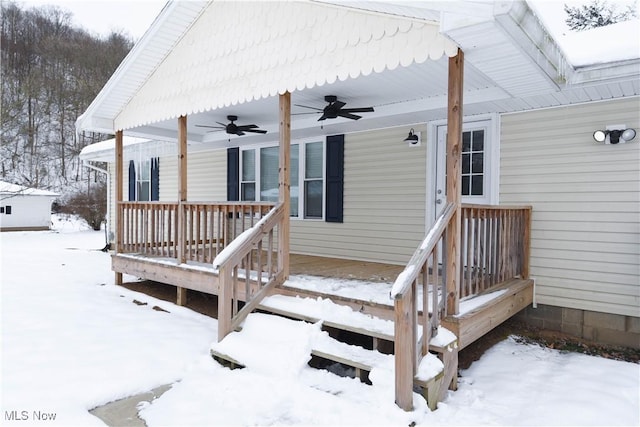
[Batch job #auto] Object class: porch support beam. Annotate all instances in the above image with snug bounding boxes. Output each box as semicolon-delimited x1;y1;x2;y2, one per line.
114;129;123;286
177;115;188;306
278;92;291;279
445;49;464;316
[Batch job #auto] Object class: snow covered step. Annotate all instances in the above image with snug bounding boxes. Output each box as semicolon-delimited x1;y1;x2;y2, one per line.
429;326;459;354
260;294;458;353
258;294;400;343
310;331;394;382
309;326;446;394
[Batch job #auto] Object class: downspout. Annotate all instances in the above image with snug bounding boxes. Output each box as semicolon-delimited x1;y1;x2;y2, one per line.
83;160;111;250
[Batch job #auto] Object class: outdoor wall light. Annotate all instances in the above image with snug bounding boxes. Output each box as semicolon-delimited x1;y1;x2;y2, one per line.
404;128;421;146
593;128;636;144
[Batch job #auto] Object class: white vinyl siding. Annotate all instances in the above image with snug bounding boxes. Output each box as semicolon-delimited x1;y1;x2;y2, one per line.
291;126;427;264
159;149;227;202
500;97;640;317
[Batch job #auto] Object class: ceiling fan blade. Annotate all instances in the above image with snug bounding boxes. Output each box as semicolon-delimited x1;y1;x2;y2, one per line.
294;104;324;111
318;114;329;121
243;129;267;134
338;112;362;120
341;107;374;113
292;111;321;116
235;131;245;136
195;124;225;129
236;124;259;131
332;101;346;110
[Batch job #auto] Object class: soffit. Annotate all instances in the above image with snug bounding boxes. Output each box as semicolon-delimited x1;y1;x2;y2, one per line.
114;0;459;131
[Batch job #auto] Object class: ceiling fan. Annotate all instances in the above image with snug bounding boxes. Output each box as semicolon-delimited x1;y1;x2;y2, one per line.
294;95;374;121
195;115;267;136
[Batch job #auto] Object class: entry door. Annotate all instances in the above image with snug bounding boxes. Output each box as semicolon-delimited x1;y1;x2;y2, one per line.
435;120;494;219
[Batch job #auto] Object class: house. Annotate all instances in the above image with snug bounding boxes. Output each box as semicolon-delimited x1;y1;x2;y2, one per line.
77;0;640;410
0;181;59;231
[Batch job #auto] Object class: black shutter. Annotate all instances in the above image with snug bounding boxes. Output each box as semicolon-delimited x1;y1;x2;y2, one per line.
128;160;136;201
325;134;344;223
227;147;240;201
151;157;160;201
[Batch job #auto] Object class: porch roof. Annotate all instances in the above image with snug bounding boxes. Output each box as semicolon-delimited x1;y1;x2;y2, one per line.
76;0;640;151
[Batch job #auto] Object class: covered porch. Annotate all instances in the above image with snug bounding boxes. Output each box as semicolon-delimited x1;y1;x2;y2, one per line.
75;1;556;411
112;196;532;410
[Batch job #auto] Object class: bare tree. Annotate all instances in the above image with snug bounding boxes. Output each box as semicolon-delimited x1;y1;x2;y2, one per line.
564;0;638;31
1;1;133;195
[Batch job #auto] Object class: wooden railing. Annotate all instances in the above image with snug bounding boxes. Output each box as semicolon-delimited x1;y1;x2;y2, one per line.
391;203;531;410
391;202;455;411
182;202;274;264
117;201;275;263
460;204;531;297
119;202;179;257
215;203;286;342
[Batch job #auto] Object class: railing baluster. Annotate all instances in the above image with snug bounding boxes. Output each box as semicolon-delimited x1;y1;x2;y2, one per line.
432;244;440;330
422;264;429;356
268;229;274;279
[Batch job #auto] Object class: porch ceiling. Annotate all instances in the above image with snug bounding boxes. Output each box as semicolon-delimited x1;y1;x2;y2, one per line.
77;0;640;154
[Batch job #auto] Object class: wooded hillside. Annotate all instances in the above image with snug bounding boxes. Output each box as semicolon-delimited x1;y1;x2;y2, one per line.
1;1;133;196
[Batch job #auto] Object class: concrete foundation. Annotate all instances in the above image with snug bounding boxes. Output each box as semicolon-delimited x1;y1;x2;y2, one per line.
516;304;640;349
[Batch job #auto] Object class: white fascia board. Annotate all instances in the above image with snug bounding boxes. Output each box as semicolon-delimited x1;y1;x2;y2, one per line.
568;59;640;86
78;115;115;135
492;1;566;89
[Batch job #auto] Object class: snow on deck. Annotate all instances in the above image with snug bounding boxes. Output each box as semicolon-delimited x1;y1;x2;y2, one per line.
118;253;509;317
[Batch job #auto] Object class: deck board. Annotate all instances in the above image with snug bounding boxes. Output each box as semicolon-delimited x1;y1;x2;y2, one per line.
289;254;404;282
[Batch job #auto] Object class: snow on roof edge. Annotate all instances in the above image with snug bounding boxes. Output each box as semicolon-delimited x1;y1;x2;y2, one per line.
0;181;60;197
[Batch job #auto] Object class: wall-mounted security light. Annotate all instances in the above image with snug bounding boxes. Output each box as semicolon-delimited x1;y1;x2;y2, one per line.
593;127;636;144
404;128;421;146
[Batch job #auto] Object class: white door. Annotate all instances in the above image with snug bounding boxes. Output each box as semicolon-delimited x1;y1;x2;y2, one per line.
434;119;496;220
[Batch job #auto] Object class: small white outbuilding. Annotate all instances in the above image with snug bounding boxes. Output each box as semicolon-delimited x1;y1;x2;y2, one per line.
0;181;59;231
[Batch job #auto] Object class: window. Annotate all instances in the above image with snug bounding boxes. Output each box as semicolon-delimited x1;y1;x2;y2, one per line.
304;141;323;218
5;205;11;215
240;141;324;219
462;130;485;196
0;206;4;214
137;159;151;201
128;158;159;201
241;150;256;201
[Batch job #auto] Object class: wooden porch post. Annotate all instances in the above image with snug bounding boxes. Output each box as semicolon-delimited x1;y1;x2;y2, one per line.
177;115;188;305
114;130;123;286
445;49;464;316
279;92;291;279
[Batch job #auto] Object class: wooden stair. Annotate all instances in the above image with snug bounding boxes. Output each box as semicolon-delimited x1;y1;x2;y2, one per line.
210;293;458;410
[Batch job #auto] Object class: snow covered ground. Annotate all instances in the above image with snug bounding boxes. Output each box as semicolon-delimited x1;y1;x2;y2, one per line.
1;215;638;426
